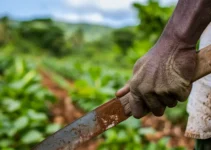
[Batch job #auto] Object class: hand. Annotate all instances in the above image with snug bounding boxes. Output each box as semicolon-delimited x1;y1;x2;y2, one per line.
116;37;196;118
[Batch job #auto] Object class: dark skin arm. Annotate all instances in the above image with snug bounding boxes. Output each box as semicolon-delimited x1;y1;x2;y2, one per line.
116;0;211;118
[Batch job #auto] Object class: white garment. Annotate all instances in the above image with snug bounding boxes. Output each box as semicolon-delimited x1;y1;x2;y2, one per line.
185;23;211;139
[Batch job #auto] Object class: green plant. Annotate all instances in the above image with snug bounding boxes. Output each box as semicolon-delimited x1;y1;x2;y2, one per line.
165;101;188;124
98;117;182;150
70;65;130;111
0;56;61;150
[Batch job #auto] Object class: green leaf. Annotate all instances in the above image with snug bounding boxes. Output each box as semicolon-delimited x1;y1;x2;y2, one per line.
105;129;117;142
7;128;18;137
139;127;156;135
2;148;15;150
14;116;29;131
2;98;21;112
27;109;47;121
0;139;14;148
21;130;43;144
117;130;128;142
25;84;42;94
45;124;61;134
9;80;25;90
22;70;37;85
120;117;140;129
15;57;25;77
146;142;157;150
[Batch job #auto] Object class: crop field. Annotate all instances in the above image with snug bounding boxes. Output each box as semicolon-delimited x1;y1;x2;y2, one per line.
0;1;195;150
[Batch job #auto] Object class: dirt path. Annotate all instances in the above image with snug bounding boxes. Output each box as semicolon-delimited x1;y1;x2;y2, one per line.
141;114;194;149
41;71;100;150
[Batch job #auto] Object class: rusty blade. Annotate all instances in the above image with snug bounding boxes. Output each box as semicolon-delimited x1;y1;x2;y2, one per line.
32;98;129;150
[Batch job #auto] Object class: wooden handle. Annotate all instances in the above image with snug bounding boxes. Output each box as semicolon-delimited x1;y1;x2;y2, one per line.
193;45;211;80
120;44;211;115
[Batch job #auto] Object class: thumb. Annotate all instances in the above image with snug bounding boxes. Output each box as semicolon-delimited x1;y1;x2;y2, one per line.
116;83;130;98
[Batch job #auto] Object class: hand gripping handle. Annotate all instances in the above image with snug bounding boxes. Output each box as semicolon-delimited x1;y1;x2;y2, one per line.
120;45;211;115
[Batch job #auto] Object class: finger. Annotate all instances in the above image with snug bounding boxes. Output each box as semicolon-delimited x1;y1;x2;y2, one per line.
119;93;129;107
116;83;130;97
143;93;166;117
177;85;192;102
169;87;190;102
158;95;178;108
129;93;149;118
119;93;131;115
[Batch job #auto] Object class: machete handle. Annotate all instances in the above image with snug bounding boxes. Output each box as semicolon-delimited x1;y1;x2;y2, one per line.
119;44;211;115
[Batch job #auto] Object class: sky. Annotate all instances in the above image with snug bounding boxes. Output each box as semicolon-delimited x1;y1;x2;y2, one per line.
0;0;177;27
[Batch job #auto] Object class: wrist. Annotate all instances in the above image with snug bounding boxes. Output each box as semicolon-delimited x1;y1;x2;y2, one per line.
154;28;196;55
160;0;211;45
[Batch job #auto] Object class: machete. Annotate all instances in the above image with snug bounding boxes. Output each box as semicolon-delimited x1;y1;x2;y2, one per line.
32;45;211;150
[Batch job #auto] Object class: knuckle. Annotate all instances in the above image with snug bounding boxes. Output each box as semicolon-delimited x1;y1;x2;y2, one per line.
143;91;154;97
154;111;164;117
130;78;139;89
155;88;168;96
168;101;177;108
152;107;165;117
171;90;188;102
133;113;142;119
130;83;142;97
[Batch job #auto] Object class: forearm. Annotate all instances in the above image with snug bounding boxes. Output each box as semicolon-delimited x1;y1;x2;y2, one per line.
163;0;211;45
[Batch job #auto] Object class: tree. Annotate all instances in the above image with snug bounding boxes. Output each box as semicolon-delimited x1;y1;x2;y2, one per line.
133;0;173;44
0;16;9;45
124;0;174;62
19;19;68;56
70;28;84;52
113;28;136;54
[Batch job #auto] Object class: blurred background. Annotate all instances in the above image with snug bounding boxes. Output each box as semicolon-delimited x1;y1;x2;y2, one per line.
0;0;194;149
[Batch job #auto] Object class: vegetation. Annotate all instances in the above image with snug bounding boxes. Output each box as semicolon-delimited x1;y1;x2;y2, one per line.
0;0;192;149
0;56;60;150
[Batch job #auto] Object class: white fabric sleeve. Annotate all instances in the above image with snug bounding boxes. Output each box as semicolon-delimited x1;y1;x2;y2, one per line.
185;23;211;139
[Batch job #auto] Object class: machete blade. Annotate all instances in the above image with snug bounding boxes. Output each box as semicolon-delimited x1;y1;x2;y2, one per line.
32;98;128;150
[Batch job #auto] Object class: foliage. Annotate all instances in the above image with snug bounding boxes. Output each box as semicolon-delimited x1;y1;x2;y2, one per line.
113;28;136;54
57;22;113;42
0;17;114;56
43;55;188;149
121;0;174;62
19;19;69;56
71;66;130;111
98;117;183;150
0;0;191;149
0;17;10;46
43;57;131;111
70;28;85;52
165;101;188;124
98;118;143;150
0;56;61;150
133;0;174;43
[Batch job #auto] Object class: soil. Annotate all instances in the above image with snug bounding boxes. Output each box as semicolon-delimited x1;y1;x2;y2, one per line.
141;114;194;150
40;71;194;150
41;71;101;150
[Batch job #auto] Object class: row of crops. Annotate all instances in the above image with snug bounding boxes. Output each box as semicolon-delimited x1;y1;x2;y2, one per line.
0;55;61;150
43;57;188;150
0;54;188;150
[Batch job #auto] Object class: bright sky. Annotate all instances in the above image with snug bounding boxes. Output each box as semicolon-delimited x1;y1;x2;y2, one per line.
0;0;177;27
